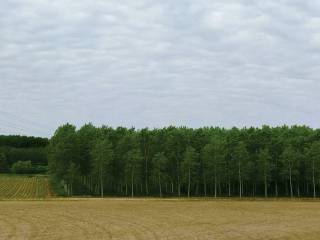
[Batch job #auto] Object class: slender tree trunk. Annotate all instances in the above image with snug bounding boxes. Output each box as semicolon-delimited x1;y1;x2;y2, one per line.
188;167;191;197
100;168;104;197
203;173;207;197
159;173;162;197
214;169;217;198
131;169;134;198
176;156;181;197
289;164;293;198
275;181;278;198
313;159;316;198
145;144;149;195
125;183;128;196
239;160;242;198
252;183;255;197
228;178;231;197
264;174;267;198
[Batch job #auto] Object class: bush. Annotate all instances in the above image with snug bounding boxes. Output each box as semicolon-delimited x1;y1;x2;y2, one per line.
11;161;32;174
0;152;8;173
11;161;48;174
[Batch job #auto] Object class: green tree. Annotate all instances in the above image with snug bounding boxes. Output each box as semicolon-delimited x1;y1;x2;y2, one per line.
66;162;80;196
202;138;225;197
232;141;249;198
307;141;320;198
11;160;33;174
152;152;168;197
281;145;299;198
0;152;7;173
182;146;199;197
257;148;272;197
125;148;142;197
91;139;114;197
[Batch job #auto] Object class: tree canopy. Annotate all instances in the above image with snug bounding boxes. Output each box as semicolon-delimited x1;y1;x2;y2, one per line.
45;124;320;198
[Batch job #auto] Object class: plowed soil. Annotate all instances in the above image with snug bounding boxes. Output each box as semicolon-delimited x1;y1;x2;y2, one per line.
1;199;320;239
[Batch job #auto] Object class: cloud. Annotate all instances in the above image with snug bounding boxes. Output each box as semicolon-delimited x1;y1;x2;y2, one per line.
0;0;319;136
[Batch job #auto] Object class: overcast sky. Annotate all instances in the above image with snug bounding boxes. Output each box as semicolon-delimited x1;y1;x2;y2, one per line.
0;0;319;137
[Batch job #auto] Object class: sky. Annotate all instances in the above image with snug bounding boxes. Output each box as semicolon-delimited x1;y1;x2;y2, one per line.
0;0;320;137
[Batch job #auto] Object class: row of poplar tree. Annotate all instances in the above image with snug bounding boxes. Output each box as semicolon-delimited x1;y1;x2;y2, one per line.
48;124;320;198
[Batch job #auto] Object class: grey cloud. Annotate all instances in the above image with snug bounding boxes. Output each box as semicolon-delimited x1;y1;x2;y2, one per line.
0;0;319;136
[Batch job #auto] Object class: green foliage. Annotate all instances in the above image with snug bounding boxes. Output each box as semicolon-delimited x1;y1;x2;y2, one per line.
257;148;273;182
47;124;320;198
0;152;8;173
91;138;114;196
0;135;48;148
11;160;48;174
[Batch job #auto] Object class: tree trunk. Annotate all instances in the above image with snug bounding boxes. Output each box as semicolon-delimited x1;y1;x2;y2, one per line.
252;183;255;197
214;169;217;198
176;155;181;197
239;160;242;198
188;167;191;197
264;174;267;198
203;173;207;197
131;169;134;198
159;173;162;197
100;168;104;197
125;183;128;196
275;181;278;198
145;144;149;195
289;164;293;198
313;159;316;198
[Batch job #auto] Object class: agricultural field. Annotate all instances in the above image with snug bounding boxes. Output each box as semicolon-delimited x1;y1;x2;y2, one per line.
0;174;54;199
1;199;320;239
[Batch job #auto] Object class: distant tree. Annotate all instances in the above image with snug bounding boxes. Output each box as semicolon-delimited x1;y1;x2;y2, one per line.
77;123;99;176
11;160;33;174
306;141;320;198
281;145;299;198
182;146;198;197
152;152;167;197
66;162;80;196
0;152;7;173
48;124;78;178
91;139;114;197
125;148;142;197
139;128;151;195
232;142;249;198
202;138;225;197
257;148;272;197
46;123;320;198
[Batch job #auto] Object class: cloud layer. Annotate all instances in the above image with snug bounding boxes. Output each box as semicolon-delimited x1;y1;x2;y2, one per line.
0;0;319;136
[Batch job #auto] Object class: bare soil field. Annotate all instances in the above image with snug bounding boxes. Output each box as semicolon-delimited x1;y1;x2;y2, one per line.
0;199;320;240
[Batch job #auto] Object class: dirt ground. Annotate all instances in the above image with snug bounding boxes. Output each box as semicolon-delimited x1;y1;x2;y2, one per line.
0;198;320;240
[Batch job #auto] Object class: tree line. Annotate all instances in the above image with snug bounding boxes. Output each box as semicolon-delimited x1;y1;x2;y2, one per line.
0;135;48;173
0;135;48;148
48;124;320;198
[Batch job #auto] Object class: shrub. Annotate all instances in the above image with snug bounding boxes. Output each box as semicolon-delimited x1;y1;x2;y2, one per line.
11;161;48;174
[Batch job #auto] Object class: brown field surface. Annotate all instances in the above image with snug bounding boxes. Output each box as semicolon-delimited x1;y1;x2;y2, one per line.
1;199;320;240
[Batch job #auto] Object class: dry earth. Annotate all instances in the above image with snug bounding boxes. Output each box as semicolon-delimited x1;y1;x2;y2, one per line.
0;199;320;240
